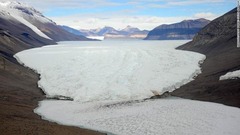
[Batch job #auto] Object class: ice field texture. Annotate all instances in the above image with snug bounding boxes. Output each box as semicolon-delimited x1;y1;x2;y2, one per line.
15;40;240;135
35;98;240;135
15;40;205;102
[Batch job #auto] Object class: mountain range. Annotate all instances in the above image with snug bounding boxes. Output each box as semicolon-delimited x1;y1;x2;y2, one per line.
145;18;210;40
61;18;210;40
61;25;149;39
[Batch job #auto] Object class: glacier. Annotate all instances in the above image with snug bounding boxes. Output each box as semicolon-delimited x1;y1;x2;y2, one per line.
15;40;205;102
15;40;240;135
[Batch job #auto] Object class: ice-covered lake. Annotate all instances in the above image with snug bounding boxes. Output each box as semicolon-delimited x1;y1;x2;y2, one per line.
15;39;240;135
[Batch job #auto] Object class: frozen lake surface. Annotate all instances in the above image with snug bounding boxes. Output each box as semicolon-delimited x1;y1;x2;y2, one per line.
36;98;240;135
14;40;240;135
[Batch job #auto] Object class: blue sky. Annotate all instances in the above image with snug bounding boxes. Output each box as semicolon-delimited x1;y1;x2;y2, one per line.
18;0;236;30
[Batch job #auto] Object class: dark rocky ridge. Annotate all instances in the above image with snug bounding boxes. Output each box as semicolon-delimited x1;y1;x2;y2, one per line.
172;8;240;107
60;25;87;37
30;20;89;41
145;18;210;40
0;17;55;56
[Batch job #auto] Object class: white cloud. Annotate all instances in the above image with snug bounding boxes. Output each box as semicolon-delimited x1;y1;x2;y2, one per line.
52;14;193;30
14;0;230;10
2;0;229;30
193;12;219;20
168;0;225;6
51;10;222;30
17;0;123;10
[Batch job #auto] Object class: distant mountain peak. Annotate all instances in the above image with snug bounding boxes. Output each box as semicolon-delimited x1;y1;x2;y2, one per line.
196;18;210;22
122;25;140;33
75;26;149;39
156;18;210;29
145;18;210;40
102;26;114;29
181;18;210;23
125;25;134;29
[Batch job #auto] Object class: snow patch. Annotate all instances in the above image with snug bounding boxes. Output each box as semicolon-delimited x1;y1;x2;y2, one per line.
15;41;205;102
35;98;240;135
220;70;240;80
10;12;52;40
0;1;10;7
87;36;105;40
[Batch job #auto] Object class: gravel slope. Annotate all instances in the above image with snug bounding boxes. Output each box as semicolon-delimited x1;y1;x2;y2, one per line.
172;8;240;107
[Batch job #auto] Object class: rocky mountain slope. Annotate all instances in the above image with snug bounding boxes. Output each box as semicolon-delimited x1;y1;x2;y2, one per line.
145;18;210;40
172;8;240;107
60;25;87;37
0;1;91;62
104;25;149;39
62;25;149;39
0;1;88;44
0;1;102;134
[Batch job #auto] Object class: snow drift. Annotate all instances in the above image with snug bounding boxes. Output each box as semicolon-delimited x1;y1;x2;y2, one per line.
220;70;240;80
14;40;205;102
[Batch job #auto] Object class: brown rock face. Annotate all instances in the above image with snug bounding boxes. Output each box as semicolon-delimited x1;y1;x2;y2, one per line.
144;18;210;40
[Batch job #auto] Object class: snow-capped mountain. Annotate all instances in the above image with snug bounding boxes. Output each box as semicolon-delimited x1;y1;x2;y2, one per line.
121;25;141;34
0;1;88;42
0;0;92;68
75;26;149;39
106;26;149;39
97;26;119;36
0;1;52;40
